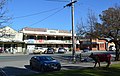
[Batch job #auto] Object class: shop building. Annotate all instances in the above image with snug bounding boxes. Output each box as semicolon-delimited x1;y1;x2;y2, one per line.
79;38;116;51
0;26;25;53
20;27;80;53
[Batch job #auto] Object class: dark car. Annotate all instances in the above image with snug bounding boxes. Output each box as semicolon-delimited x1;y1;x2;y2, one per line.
0;49;3;53
46;48;55;54
30;56;61;72
83;48;90;53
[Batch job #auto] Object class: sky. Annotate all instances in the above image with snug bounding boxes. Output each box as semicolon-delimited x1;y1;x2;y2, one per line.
6;0;120;31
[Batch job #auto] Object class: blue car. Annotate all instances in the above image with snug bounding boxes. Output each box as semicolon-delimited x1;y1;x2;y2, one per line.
46;48;55;54
30;56;61;72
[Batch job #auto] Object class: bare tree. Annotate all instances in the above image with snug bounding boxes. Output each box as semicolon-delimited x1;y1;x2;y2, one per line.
76;18;86;39
86;9;98;38
0;0;10;26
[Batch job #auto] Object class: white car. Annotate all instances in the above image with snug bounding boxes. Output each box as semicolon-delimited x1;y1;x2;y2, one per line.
33;47;46;54
58;48;67;53
109;46;116;51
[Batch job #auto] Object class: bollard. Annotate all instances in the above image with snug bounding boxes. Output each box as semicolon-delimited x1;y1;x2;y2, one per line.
79;53;82;62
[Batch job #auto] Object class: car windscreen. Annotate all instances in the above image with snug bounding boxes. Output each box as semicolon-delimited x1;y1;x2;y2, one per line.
39;56;54;61
59;48;63;50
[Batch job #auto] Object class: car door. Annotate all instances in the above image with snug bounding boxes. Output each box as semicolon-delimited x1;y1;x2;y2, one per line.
33;58;41;69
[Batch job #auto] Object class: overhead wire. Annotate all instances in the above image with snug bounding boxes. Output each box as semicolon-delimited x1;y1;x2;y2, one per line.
45;0;69;2
13;7;61;19
29;7;65;26
29;0;78;26
12;0;70;27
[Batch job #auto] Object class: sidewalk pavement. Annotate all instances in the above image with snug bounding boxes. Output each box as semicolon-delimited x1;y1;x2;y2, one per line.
61;60;120;70
0;50;113;56
0;53;27;56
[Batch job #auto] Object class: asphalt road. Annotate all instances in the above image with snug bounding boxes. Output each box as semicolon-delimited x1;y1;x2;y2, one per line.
0;53;76;76
0;51;116;76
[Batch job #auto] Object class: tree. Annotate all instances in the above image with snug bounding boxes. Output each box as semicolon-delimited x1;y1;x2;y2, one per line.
76;10;98;39
87;10;97;34
0;0;10;26
76;18;86;39
76;10;98;51
99;5;120;61
76;5;120;61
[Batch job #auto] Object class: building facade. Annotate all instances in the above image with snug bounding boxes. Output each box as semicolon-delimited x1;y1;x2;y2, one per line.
0;26;25;53
0;26;115;54
80;38;116;51
91;39;106;51
20;27;80;53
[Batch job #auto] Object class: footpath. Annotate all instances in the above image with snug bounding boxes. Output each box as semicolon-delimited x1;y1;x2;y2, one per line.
0;52;27;56
61;59;120;70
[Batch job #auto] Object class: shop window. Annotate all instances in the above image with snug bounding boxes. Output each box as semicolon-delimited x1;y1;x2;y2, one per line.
28;36;35;39
100;44;104;48
92;44;96;48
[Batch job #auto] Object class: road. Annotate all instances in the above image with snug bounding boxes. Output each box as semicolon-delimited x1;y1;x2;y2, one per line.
0;51;116;76
0;55;35;76
0;53;75;76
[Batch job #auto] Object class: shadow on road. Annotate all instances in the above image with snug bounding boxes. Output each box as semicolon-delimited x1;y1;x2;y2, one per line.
0;66;38;76
24;65;41;73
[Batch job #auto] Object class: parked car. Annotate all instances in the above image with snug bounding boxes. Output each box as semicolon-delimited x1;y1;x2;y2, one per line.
33;47;45;54
30;56;61;72
109;46;116;51
58;48;67;53
83;48;90;53
0;48;3;53
46;48;55;54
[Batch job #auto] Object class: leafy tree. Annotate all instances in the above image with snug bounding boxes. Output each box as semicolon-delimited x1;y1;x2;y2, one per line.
99;5;120;61
76;5;120;60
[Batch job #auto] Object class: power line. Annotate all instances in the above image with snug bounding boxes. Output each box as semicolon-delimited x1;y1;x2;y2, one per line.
13;7;60;19
45;0;69;2
30;7;65;26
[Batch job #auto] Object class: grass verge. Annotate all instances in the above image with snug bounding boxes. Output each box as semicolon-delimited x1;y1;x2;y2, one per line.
25;63;120;76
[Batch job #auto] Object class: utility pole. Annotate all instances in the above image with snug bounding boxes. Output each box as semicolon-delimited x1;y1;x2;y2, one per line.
71;0;76;63
65;0;77;63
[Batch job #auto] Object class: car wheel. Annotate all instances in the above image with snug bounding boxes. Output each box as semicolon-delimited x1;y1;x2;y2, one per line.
57;65;61;71
30;62;33;69
40;66;45;72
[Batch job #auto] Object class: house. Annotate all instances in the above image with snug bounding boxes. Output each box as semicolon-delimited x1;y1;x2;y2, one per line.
79;38;116;51
0;26;25;53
